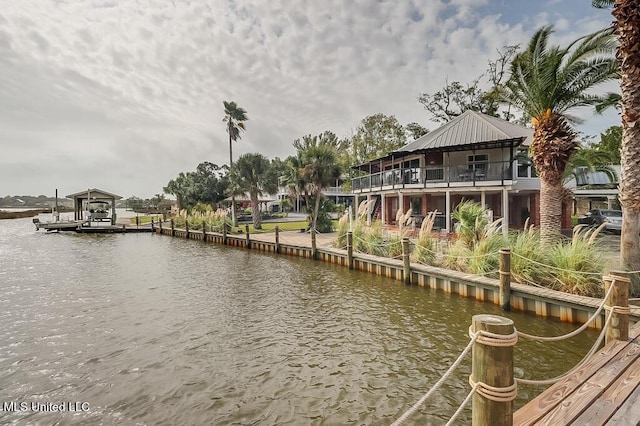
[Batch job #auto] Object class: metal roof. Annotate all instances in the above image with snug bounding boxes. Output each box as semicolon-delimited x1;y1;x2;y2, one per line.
66;188;123;200
395;110;533;154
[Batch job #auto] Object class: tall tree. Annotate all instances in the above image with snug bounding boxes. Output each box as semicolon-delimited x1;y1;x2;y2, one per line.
223;101;248;226
502;26;618;244
349;113;407;165
233;153;277;229
419;46;519;122
164;172;194;211
405;122;429;140
595;125;622;163
300;145;342;232
287;132;342;231
593;0;640;290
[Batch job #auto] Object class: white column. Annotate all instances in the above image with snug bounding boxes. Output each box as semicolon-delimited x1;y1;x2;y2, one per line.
445;190;451;233
381;193;386;224
366;194;372;226
398;190;404;216
502;188;509;237
481;191;486;208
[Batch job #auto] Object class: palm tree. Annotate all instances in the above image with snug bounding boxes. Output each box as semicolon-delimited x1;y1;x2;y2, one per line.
564;144;618;185
301;140;341;230
593;0;640;293
502;26;618;244
232;153;277;230
223;101;248;226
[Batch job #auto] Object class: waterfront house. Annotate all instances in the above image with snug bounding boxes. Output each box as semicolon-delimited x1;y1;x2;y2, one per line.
351;110;539;234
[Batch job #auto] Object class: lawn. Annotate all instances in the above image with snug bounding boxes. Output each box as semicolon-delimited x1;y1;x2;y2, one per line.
231;220;339;233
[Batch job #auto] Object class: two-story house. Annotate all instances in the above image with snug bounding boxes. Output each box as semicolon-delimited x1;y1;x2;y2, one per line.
351;110;540;235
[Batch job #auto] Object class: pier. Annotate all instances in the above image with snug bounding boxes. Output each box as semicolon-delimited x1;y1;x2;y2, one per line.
514;321;640;425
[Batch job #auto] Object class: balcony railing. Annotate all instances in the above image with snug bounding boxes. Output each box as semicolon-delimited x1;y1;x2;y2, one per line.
352;161;517;191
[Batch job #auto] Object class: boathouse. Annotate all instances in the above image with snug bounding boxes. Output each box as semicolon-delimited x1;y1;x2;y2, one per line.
66;188;121;225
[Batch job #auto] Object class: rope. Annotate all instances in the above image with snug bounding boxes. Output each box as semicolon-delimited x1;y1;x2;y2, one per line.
604;305;631;315
414;242;500;259
511;251;604;276
393;327;517;425
469;377;517;402
445;383;477;426
517;306;615;386
518;283;614;342
391;333;478;426
469;327;519;347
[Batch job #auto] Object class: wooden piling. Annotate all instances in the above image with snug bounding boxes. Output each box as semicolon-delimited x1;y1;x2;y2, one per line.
151;218;155;231
347;232;353;270
222;223;228;245
471;314;515;426
159;220;163;233
170;219;175;237
402;237;411;285
185;220;189;238
605;270;630;344
202;222;207;242
275;226;280;253
311;229;317;260
499;249;511;311
245;224;251;249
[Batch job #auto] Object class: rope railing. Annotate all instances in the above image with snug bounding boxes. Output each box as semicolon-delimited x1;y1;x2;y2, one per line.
517;283;615;343
393;326;518;426
391;333;478;426
516;306;616;386
511;251;604;276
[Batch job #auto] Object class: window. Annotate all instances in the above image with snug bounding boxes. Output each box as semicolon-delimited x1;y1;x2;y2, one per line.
410;197;422;215
516;152;535;178
468;154;488;176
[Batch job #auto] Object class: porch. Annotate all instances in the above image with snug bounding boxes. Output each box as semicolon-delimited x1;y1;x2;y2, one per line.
352;160;517;192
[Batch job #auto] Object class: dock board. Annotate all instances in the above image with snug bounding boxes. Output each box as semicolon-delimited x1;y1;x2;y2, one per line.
514;322;640;425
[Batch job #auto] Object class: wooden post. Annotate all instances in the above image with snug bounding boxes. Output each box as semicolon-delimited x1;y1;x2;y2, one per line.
151;218;155;231
499;248;511;311
170;219;175;236
202;221;207;242
311;229;317;260
471;315;515;426
275;226;280;253
159;219;163;233
605;270;630;344
245;224;251;249
185;220;189;238
223;222;228;245
136;215;139;228
402;237;411;285
347;231;353;270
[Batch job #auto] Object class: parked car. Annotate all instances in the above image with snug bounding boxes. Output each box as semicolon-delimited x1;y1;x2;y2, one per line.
577;209;622;233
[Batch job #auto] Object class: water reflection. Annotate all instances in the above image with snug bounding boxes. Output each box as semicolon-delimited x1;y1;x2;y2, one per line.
0;216;597;424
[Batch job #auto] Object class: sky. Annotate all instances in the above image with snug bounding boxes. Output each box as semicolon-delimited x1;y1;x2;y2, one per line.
0;0;620;199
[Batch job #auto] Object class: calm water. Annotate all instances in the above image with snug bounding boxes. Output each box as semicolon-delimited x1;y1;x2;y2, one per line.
0;214;597;425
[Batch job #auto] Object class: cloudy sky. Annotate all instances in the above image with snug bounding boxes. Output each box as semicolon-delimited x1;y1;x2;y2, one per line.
0;0;619;198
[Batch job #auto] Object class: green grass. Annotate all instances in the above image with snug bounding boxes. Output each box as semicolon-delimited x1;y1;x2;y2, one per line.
129;215;162;224
230;220;339;234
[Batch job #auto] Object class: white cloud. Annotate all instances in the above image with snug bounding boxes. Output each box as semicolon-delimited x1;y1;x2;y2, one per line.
0;0;617;197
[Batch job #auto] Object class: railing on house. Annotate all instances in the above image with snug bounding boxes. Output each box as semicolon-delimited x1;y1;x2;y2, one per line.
352;161;517;191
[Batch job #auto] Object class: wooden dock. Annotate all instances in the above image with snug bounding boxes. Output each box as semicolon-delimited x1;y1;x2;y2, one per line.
514;321;640;425
35;221;154;233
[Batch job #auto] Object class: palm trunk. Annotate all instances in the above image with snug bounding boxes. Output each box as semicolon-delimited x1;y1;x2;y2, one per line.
312;190;322;231
539;179;563;245
229;133;237;227
251;192;262;230
614;0;640;296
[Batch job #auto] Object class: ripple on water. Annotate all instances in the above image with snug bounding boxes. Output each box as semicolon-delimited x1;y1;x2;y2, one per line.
0;220;600;424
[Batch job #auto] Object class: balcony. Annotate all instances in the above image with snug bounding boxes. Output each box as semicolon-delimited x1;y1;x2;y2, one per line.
352;161;517;192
